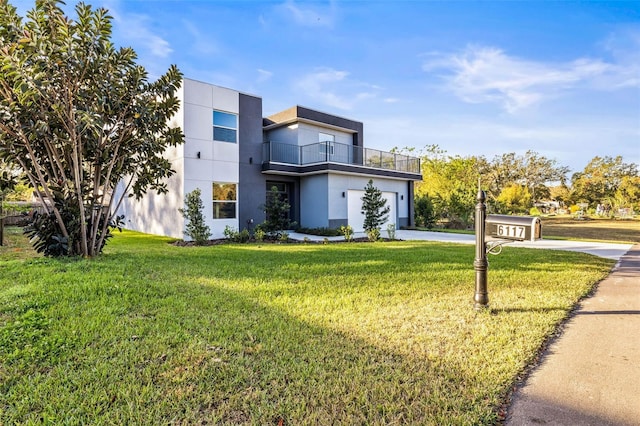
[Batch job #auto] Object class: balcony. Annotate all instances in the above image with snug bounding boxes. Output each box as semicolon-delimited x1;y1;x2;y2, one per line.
262;141;421;177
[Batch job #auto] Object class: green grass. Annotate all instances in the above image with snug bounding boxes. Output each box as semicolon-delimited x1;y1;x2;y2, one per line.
541;216;640;243
0;230;614;424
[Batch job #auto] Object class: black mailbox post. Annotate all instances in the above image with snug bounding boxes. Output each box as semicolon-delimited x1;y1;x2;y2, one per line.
486;214;542;242
474;201;543;309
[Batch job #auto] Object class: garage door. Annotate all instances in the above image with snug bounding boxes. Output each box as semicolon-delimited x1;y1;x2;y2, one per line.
347;190;396;233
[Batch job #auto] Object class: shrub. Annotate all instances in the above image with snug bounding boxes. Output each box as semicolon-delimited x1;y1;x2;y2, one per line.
366;228;380;242
339;225;354;242
254;227;266;242
179;189;211;245
414;195;436;228
223;226;250;243
386;224;396;240
529;207;542;216
296;226;340;236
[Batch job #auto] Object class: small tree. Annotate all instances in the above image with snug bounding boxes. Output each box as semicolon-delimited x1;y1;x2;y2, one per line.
0;1;183;257
260;186;294;237
179;189;211;245
361;180;390;241
414;194;436;228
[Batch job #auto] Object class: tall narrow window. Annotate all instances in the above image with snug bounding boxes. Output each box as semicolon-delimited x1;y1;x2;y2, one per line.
213;182;237;219
213;110;237;143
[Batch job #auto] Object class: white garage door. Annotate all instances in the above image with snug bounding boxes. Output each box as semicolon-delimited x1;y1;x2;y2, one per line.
347;190;396;233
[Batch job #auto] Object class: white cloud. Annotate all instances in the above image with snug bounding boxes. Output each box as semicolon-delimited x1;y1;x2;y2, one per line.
109;7;173;58
423;43;638;114
294;68;379;110
182;20;219;56
279;0;336;28
257;69;273;83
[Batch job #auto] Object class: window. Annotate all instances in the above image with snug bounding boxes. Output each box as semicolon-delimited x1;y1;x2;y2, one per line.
212;182;237;219
319;132;334;155
213;110;237;143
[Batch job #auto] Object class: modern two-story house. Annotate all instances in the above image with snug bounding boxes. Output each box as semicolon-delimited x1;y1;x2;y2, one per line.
116;78;421;239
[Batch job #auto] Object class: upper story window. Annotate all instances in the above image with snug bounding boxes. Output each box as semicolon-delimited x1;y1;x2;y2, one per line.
213;110;237;143
319;132;334;143
319;132;335;155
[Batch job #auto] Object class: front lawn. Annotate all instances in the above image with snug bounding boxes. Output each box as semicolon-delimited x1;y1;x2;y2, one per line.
0;230;613;424
541;216;640;243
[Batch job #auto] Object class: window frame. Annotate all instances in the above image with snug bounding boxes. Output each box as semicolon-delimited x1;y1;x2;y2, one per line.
212;182;237;219
213;110;238;143
318;132;335;155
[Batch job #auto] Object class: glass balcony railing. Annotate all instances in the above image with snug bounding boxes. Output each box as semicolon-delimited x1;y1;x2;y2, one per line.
263;141;421;174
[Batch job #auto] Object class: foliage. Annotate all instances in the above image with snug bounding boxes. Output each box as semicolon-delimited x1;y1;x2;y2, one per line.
0;0;183;257
411;145;487;229
296;226;341;236
386;223;396;240
361;180;390;237
254;227;266;242
223;225;250;243
339;224;354;242
260;186;295;237
179;189;211;245
366;228;380;242
570;156;640;209
414;194;436;228
495;184;532;214
0;230;614;424
485;151;569;204
529;207;542;216
23;199;124;257
278;231;290;243
400;145;570;226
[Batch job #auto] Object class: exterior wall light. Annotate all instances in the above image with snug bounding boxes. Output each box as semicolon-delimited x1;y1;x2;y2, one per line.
197;152;201;159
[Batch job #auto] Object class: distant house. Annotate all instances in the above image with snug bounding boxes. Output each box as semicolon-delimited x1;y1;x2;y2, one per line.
116;78;421;239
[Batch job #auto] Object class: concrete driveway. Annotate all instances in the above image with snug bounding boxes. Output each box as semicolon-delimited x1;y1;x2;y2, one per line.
289;229;634;261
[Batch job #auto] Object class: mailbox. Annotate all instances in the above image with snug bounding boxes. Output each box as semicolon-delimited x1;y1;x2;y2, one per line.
485;214;542;242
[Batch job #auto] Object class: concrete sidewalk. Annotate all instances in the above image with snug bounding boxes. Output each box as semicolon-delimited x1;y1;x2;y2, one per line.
506;245;640;426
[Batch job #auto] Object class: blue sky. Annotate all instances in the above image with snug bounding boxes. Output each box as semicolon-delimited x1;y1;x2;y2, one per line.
13;0;640;174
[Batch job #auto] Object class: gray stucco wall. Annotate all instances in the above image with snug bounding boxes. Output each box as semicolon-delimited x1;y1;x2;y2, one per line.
238;93;267;231
299;175;329;228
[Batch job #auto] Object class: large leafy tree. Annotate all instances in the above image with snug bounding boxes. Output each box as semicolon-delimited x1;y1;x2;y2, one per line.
413;145;490;228
0;1;183;256
571;156;640;209
486;150;569;204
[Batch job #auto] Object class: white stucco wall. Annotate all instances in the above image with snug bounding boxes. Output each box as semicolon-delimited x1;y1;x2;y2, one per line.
117;79;242;240
297;122;352;146
327;174;409;229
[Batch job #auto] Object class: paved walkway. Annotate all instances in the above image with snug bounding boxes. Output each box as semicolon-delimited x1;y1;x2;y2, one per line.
506;244;640;426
